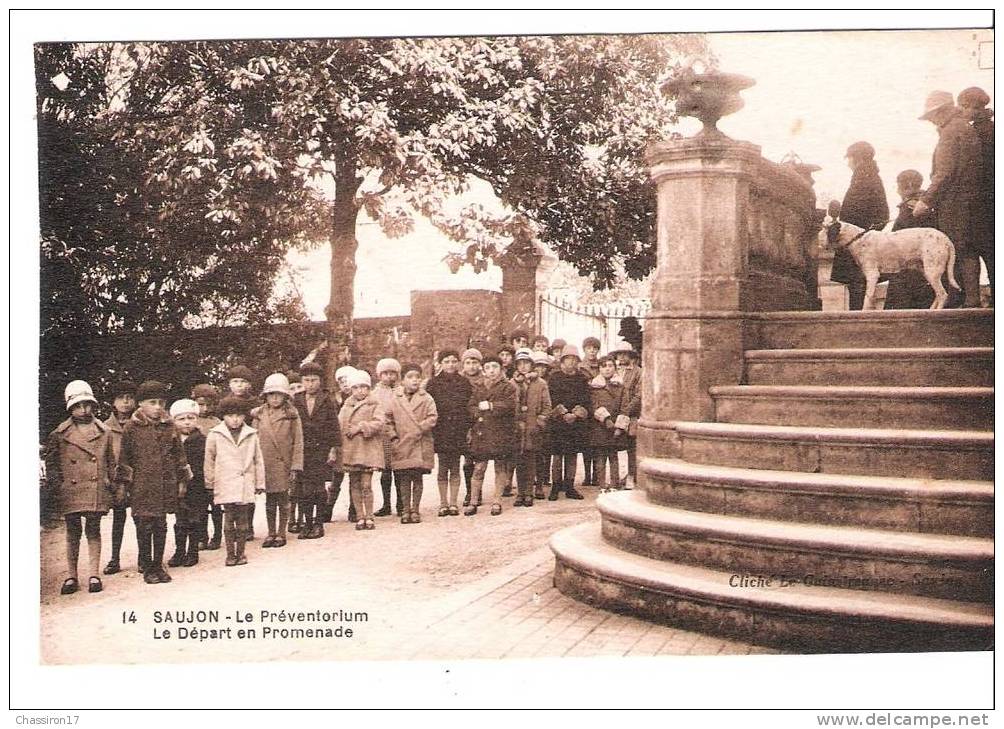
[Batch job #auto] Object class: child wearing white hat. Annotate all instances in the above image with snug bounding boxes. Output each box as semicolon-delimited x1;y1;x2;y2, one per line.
373;358;403;517
167;399;208;567
43;380;116;595
338;369;386;530
252;374;304;546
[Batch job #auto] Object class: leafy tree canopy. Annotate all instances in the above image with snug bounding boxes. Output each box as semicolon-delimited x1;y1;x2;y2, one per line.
36;34;710;345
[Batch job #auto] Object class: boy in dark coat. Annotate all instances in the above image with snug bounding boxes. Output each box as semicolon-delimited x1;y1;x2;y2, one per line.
579;336;602;486
547;345;591;500
425;349;472;516
464;356;518;516
513;348;551;507
613;342;642;488
830;141;890;310
884;170;938;309
191;383;223;550
460;348;484;507
168;399;208;567
292;362;341;538
116;380;190;585
102;379;135;575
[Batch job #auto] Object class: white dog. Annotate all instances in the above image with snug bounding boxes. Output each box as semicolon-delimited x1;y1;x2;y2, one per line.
822;217;959;310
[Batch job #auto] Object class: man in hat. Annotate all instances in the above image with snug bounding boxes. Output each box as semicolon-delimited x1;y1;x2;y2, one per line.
958;86;994;304
830;141;889;310
913;90;982;307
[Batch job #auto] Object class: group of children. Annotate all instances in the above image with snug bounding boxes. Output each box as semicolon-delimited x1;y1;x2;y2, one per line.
43;331;642;594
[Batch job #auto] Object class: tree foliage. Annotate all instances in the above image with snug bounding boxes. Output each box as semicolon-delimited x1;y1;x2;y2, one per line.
36;34;710;348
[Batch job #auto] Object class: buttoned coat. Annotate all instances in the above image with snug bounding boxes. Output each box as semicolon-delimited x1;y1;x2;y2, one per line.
293;390;341;494
425;372;473;454
588;377;627;450
467;376;519;460
386;389;439;472
181;430;210;511
516;375;552;453
45;418;115;516
338;394;386;471
204;422;265;505
547;370;592;454
922;112;981;251
251;402;304;493
103;414;127;466
117;410;189;517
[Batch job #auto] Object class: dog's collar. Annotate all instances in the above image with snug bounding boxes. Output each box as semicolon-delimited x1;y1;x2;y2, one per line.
837;228;872;248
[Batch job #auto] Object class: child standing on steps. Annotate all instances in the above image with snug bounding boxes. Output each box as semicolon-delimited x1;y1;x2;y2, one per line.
102;379;135;576
338;369;386;530
386;363;438;524
167;399;208;568
252;374;304;547
116;381;190;585
205;396;265;566
45;380;116;595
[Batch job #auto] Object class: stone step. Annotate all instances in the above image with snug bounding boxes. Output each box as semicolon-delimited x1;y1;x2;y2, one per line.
710;385;993;431
745;308;993;350
676;421;994;481
744;347;994;387
596;492;993;602
551;523;994;653
641;458;994;537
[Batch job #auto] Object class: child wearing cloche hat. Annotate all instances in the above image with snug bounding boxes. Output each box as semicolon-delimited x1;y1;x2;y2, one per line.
44;380;116;595
251;374;304;547
338;369;386;530
167;399;208;568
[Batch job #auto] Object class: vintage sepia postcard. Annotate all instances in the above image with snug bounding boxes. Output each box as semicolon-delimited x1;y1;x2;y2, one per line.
11;9;995;716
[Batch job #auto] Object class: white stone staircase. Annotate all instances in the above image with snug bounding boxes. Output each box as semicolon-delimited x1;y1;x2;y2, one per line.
551;309;994;653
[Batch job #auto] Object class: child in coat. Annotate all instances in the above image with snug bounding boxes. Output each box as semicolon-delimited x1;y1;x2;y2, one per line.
205;396;265;566
191;383;223;551
252;374;304;547
424;350;472;517
547;345;591;500
373;358;403;517
116;381;190;584
531;351;554;500
513;349;552;507
291;362;341;538
45;380;116;595
386;363;438;523
338;369;386;530
168;399;208;567
102;379;135;576
613;342;642;489
588;356;627;492
465;356;519;516
460;348;484;507
322;365;357;524
226;365;260;539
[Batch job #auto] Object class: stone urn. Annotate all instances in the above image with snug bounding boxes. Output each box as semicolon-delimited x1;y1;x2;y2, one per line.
660;64;755;138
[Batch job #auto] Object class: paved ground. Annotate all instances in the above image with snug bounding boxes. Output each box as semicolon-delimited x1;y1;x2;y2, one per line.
40;466;776;664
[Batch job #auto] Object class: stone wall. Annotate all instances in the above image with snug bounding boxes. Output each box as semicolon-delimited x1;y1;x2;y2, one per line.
409;289;505;359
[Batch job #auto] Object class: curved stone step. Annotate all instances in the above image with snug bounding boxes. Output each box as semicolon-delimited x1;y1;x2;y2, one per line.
596;491;993;602
710;385;993;431
551;523;994;653
675;421;994;481
641;458;994;537
744;347;994;387
745;309;993;350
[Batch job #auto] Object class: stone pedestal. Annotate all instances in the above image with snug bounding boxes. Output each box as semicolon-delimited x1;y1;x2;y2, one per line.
640;136;819;457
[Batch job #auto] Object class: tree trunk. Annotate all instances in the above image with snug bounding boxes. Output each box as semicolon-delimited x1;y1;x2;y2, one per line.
324;156;362;382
